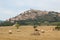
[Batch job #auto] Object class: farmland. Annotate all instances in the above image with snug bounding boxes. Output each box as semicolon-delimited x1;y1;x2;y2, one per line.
0;26;60;40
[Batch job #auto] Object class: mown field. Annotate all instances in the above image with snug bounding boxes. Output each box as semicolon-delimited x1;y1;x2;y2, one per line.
0;26;60;40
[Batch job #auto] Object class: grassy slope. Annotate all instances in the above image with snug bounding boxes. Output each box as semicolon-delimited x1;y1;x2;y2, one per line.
0;26;60;40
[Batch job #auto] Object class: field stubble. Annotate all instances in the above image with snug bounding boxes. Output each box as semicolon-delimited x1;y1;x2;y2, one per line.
0;26;60;40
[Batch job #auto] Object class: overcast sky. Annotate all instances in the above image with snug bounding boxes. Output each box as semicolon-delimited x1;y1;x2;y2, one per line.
0;0;60;20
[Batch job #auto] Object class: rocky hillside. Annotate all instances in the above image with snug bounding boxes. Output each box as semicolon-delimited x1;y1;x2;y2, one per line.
7;9;60;23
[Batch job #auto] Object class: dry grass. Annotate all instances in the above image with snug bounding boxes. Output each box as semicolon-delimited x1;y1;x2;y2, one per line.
0;26;60;40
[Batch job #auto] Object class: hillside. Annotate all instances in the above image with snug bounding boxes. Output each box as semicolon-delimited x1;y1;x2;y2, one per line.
8;9;48;21
6;9;60;25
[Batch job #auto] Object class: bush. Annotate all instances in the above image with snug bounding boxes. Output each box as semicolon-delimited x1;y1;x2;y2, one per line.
0;21;14;26
55;27;60;30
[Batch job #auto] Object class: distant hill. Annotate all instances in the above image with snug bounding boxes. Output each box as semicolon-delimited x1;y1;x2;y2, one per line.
7;9;60;24
0;20;3;22
0;20;4;24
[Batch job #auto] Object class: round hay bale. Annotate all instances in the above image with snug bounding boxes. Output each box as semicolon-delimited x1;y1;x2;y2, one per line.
41;30;45;33
9;30;12;34
53;28;55;31
31;30;40;35
34;31;40;35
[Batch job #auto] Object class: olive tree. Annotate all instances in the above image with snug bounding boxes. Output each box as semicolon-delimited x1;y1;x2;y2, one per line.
55;22;60;30
15;22;20;29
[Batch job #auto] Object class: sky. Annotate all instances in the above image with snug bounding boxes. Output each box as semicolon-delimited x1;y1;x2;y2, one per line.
0;0;60;20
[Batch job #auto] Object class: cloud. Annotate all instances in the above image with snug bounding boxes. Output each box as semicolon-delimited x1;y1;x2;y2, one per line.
12;0;60;12
0;8;15;15
0;0;60;20
0;8;17;20
12;0;60;11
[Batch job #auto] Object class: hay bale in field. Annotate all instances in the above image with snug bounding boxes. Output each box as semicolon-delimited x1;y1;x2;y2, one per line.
53;28;55;31
41;29;45;33
34;31;40;35
31;29;40;35
9;30;12;34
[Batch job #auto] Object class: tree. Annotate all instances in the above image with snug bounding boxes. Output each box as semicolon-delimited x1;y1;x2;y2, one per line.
55;22;60;30
33;25;37;29
15;22;20;29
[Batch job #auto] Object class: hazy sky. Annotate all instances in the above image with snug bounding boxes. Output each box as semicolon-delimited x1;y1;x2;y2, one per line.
0;0;60;20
